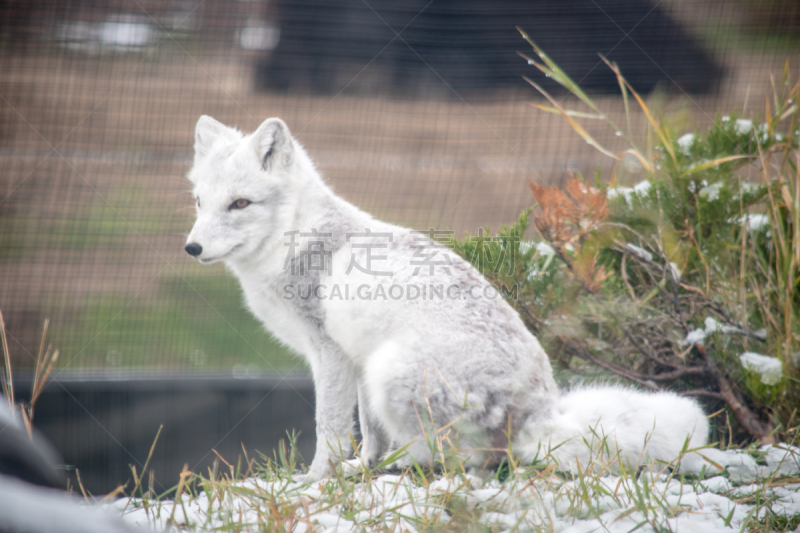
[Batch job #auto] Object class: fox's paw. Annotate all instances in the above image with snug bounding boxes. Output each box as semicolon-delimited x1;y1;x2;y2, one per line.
292;464;329;485
383;455;414;474
290;471;321;485
341;458;368;477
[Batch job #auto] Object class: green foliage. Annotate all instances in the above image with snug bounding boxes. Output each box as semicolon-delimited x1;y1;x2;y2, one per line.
456;38;800;445
451;210;570;334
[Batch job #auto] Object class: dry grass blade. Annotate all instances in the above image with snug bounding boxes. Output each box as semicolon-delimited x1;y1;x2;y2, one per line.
516;29;602;116
612;150;652;183
168;464;192;527
681;155;756;177
136;425;163;499
614;60;632;139
76;469;90;502
213;449;235;478
766;95;772;137
99;485;125;504
779;104;798;122
0;309;14;407
0;312;60;438
794;151;800;267
770;75;778;127
20;407;33;439
21;319;61;426
33;319;48;394
531;104;605;120
524;77;617;160
31;349;59;409
598;54;677;165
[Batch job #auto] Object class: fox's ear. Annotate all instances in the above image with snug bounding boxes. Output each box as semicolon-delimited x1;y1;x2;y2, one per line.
253;118;293;171
194;115;227;159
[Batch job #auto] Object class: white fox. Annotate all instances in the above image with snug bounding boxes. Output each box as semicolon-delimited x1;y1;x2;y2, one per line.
185;116;709;479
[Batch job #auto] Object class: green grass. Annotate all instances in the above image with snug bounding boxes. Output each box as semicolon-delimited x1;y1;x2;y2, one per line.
48;272;300;371
0;183;185;257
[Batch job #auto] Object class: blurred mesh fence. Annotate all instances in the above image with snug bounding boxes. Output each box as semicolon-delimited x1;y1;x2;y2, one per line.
1;0;798;373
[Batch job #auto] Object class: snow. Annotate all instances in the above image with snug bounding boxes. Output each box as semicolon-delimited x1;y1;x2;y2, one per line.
683;316;762;345
739;351;783;385
699;181;723;201
606;186;632;200
763;444;800;477
668;262;681;281
734;119;754;134
721;116;757;135
704;316;723;333
704;316;745;336
633;180;652;195
731;213;770;232
740;182;761;195
536;241;556;257
678;133;695;154
621;243;681;280
606;180;651;202
519;241;556;257
683;328;706;346
625;243;653;261
113;445;800;533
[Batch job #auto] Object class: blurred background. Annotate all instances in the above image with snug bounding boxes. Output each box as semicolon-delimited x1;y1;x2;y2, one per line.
0;0;798;493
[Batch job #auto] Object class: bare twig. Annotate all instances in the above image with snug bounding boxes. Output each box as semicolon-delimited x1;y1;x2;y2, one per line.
620;254;638;302
680;389;724;400
559;337;658;390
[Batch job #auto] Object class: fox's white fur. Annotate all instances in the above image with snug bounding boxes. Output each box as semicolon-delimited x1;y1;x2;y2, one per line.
185;116;709;479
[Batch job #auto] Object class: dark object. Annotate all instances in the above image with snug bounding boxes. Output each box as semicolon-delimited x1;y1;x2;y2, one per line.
14;372;316;495
0;401;65;489
185;243;202;256
0;399;147;530
256;0;722;96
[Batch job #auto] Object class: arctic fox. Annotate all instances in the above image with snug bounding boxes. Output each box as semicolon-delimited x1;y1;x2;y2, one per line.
184;116;708;479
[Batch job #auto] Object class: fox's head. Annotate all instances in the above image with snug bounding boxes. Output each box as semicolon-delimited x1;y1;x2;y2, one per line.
185;116;297;265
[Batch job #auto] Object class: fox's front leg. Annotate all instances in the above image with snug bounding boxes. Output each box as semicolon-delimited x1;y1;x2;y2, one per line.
340;384;391;477
302;345;358;480
357;383;390;465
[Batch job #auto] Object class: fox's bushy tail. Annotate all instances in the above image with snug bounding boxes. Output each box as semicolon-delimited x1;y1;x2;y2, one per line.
515;385;709;472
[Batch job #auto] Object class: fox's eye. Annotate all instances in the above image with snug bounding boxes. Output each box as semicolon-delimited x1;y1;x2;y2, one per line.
196;198;200;208
230;198;251;210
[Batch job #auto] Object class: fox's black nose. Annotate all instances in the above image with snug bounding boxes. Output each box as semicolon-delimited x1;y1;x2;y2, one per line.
185;242;203;257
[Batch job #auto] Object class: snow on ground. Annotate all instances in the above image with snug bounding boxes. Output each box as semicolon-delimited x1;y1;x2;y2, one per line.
115;445;800;533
